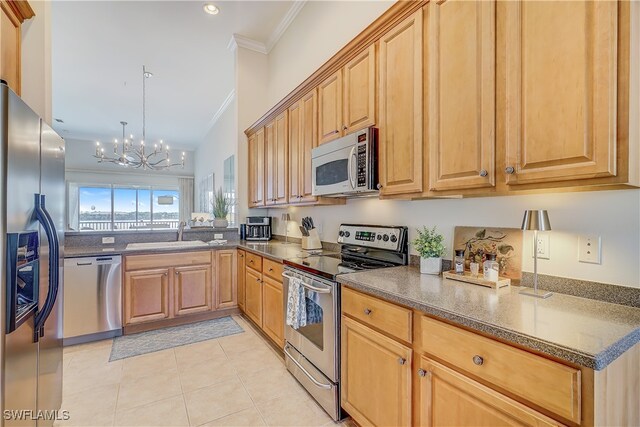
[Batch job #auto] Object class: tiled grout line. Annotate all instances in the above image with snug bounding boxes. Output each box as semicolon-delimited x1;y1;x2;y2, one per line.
172;348;193;427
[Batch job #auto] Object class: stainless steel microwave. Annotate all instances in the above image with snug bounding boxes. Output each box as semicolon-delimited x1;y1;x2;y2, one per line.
311;127;378;197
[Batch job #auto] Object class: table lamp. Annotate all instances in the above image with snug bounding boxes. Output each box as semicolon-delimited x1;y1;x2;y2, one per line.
281;213;291;244
521;210;552;299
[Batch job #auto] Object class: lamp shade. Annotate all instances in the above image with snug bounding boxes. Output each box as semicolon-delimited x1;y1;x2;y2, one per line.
281;213;291;221
521;210;551;231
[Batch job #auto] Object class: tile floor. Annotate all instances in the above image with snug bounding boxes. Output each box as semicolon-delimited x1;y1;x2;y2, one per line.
57;315;351;427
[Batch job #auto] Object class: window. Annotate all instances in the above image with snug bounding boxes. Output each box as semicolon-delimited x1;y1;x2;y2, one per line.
72;185;181;231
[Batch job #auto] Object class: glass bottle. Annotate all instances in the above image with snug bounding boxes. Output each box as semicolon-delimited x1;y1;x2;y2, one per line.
454;249;465;274
483;253;499;282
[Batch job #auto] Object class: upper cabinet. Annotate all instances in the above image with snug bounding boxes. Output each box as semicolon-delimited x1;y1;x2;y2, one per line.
426;0;496;191
0;1;35;96
378;9;424;196
503;0;618;186
343;45;377;134
289;89;319;204
248;129;265;208
318;70;343;145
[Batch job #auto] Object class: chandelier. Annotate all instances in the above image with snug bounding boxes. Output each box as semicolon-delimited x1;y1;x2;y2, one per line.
94;65;185;170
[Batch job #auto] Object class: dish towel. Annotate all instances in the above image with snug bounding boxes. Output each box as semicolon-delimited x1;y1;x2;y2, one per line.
286;276;307;329
305;291;323;325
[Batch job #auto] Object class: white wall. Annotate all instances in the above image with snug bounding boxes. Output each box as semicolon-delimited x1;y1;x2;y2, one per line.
21;0;52;123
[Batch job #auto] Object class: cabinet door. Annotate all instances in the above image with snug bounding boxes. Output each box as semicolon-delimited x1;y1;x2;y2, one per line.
0;2;21;96
288;101;301;202
215;250;237;309
379;9;424;196
341;316;411;427
274;111;289;204
262;276;284;348
427;0;495;191
318;70;343;144
244;267;263;327
300;89;319;202
344;45;376;134
174;265;212;317
504;1;618;185
124;268;171;325
248;129;265;207
264;121;276;205
237;250;246;311
417;356;560;427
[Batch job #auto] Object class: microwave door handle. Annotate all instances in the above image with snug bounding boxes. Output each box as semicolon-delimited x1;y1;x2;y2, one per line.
347;146;356;189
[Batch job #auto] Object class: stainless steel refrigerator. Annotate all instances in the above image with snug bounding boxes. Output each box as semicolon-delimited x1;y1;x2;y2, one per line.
0;82;65;426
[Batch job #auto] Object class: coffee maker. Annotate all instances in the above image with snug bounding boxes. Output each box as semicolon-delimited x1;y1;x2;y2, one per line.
245;217;272;241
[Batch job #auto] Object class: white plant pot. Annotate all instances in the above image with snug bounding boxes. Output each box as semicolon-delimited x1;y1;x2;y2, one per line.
420;257;442;275
213;218;228;228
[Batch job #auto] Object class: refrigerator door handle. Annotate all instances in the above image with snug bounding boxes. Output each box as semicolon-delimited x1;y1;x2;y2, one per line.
34;194;60;340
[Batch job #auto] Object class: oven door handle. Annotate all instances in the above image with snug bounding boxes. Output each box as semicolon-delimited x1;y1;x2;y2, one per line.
282;273;332;294
284;345;333;390
347;145;356;190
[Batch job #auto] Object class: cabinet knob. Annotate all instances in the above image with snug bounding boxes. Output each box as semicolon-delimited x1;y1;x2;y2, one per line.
175;271;178;275
479;169;488;177
163;272;168;276
417;369;428;377
472;355;484;366
343;126;348;131
376;183;383;190
363;308;372;315
397;357;406;365
505;166;515;174
332;130;339;134
268;268;273;272
250;260;254;264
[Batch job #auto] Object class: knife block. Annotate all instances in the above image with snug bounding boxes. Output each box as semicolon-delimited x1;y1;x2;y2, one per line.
302;229;322;251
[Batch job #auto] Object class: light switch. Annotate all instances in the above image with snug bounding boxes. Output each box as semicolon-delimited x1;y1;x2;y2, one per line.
579;235;601;264
102;237;115;244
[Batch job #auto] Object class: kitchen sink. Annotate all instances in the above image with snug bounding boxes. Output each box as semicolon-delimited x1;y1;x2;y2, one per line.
126;240;209;250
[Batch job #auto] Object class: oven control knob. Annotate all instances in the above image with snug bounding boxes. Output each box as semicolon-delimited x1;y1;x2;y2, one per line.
383;234;389;242
338;231;344;237
390;235;397;243
376;235;382;240
344;231;351;238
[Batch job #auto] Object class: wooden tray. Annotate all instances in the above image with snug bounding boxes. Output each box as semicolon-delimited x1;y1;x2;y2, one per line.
443;271;511;289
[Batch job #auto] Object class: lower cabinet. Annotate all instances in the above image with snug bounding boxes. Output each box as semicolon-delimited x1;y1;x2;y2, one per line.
417;356;560;427
174;265;212;316
244;266;263;326
237;250;246;310
215;250;237;309
341;315;412;427
124;268;171;325
262;276;284;347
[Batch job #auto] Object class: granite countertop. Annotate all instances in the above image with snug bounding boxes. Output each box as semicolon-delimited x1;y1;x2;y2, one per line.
64;240;312;262
337;266;640;370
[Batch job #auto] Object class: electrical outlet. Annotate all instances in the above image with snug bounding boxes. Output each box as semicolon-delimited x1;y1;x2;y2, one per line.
579;235;601;264
214;233;223;239
102;237;115;244
532;233;550;260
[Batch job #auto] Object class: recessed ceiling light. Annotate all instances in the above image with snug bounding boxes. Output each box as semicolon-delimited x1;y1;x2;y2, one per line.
203;3;219;15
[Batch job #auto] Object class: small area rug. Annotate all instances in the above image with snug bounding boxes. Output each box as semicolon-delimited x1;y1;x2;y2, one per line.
109;316;243;361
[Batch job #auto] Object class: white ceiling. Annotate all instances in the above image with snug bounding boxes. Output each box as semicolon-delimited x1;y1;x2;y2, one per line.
52;0;294;149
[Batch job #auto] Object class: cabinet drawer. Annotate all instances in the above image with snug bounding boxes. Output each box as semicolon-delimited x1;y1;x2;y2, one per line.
245;252;262;271
419;316;581;424
263;258;283;281
342;287;411;343
125;251;212;271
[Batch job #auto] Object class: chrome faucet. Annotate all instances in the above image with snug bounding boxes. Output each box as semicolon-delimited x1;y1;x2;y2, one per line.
177;221;186;241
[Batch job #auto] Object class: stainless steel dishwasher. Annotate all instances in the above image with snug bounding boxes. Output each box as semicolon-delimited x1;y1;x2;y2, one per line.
63;255;123;345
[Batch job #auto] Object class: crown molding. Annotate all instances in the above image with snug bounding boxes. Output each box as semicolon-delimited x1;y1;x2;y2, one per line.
227;34;267;54
266;0;307;52
202;89;236;140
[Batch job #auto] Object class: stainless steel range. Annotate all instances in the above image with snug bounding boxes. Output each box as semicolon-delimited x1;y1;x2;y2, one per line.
282;224;408;421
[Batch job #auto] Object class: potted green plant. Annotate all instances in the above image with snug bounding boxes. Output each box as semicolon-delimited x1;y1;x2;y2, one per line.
412;226;446;275
211;188;230;228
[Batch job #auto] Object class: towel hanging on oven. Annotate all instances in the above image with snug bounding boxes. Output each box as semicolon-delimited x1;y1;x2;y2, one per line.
286;276;307;329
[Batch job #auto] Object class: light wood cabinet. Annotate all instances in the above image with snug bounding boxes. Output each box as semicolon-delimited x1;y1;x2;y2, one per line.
288;101;302;202
341;315;412;427
244;266;263;327
426;0;496;191
343;45;376;134
503;0;618;186
237;250;246;311
264;121;276;205
215;250;237;309
264;112;288;205
174;265;212;317
262;275;284;348
248;129;265;207
124;268;171;325
318;70;343;145
378;9;424;196
289;89;320;204
417;356;560;427
0;1;34;96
